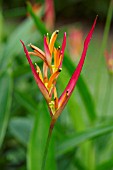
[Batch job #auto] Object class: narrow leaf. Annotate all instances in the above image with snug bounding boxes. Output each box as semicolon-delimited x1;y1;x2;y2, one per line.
9;117;33;146
15;89;38;114
56;122;113;157
0;71;13;148
0;17;40;70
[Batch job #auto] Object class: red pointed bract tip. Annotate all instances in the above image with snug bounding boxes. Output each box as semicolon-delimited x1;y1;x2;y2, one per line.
55;16;97;119
59;32;66;68
20;40;50;102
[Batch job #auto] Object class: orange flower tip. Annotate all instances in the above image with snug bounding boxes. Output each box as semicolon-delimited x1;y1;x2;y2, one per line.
96;14;98;19
35;63;39;72
36;71;39;74
28;43;31;46
58;68;62;72
28;43;34;50
56;30;59;34
66;90;69;96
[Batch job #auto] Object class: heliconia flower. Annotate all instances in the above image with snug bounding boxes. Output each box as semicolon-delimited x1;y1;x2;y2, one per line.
105;46;113;74
68;28;83;61
21;16;97;123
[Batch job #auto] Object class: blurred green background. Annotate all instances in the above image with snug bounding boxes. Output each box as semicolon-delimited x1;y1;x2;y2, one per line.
1;0;113;170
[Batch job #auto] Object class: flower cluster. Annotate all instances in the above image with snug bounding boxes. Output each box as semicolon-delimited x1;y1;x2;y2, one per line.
21;16;97;124
28;30;66;116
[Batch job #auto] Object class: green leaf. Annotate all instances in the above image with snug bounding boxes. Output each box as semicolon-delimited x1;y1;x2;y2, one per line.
0;71;13;148
13;61;42;78
59;68;86;130
0;18;40;70
56;122;113;157
9;117;33;146
97;158;113;170
67;93;86;131
27;102;56;170
13;65;30;78
27;4;96;122
14;89;38;114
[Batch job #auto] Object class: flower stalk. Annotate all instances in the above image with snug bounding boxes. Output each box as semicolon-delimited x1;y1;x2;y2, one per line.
21;16;97;170
41;120;54;170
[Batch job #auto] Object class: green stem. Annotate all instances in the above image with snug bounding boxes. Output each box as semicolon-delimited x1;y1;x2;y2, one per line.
95;0;113;101
41;120;55;170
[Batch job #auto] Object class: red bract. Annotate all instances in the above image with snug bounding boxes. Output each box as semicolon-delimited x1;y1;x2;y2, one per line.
21;16;97;121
